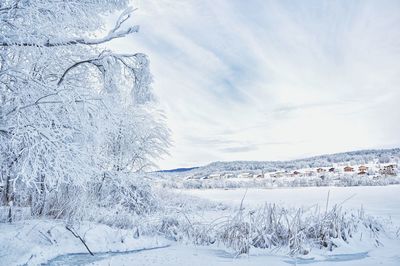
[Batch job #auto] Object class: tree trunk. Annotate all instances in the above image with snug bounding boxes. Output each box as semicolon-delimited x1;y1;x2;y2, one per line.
2;174;13;222
37;174;46;216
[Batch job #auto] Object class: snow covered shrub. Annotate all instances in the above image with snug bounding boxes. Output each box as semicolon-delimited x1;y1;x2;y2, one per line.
93;204;137;229
34;184;86;219
219;211;251;255
94;173;159;216
155;213;216;245
188;223;217;245
159;216;183;241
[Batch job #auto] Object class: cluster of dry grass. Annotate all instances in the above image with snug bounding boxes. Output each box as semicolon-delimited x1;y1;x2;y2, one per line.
156;201;383;257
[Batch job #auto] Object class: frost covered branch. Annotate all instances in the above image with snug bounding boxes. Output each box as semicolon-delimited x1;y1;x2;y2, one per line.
0;26;139;48
57;52;142;86
0;4;139;48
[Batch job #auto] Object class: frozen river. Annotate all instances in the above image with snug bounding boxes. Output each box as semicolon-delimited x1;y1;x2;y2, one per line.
180;185;400;224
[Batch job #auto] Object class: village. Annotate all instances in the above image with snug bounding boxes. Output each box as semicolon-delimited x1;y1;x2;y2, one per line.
187;163;398;181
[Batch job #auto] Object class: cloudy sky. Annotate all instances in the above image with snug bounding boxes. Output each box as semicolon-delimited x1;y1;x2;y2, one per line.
114;0;400;169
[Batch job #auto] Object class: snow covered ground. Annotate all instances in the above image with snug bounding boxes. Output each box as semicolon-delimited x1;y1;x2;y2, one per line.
89;242;400;266
89;185;400;266
1;185;399;265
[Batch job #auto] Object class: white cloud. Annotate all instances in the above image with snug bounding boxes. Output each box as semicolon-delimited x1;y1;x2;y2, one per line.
113;0;400;168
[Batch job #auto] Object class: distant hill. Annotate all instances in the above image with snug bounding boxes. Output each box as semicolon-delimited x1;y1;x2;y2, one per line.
159;148;400;176
157;167;199;173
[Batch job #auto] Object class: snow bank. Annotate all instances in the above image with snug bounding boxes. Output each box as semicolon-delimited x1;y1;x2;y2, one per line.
0;220;169;266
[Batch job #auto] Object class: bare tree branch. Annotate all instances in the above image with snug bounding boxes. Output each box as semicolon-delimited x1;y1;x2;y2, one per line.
0;0;20;12
65;226;94;256
0;129;10;137
57;59;98;85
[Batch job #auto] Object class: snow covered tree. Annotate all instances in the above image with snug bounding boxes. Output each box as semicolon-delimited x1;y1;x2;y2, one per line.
0;0;169;218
